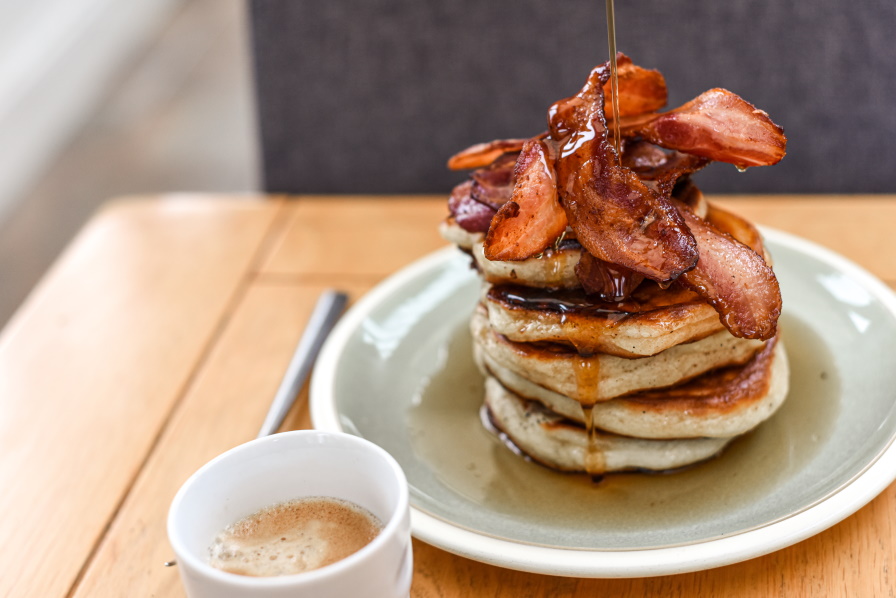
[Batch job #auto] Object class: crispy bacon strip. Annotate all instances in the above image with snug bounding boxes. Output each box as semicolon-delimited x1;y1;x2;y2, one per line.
615;111;661;133
448;180;496;233
676;202;781;340
470;153;516;208
602;54;667;118
622;139;710;196
483;139;567;261
620;137;668;170
706;203;765;257
548;63;698;283
673;180;708;218
447;138;528;170
625;89;787;168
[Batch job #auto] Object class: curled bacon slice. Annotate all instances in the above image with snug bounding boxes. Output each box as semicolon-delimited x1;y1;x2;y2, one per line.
483;139;567;261
624;89;787;168
622;139;710;196
447;138;528;170
706;203;765;257
548;63;698;283
602;54;667;118
676;202;781;340
673;179;708;218
448;180;496;233
470;153;516;208
621;137;669;170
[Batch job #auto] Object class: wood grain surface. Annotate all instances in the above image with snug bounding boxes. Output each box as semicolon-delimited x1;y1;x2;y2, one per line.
260;196;450;279
3;194;895;597
71;280;374;597
0;196;281;598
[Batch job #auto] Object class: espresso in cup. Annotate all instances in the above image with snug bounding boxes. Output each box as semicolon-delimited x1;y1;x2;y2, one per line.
169;431;411;597
208;496;383;577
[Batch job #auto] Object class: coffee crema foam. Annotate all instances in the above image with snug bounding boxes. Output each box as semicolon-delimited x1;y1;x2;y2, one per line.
207;497;383;577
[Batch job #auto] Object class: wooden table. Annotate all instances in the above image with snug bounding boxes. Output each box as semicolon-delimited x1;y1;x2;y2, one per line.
3;194;895;597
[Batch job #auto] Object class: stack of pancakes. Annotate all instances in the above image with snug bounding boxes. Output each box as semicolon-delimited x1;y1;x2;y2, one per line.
440;193;789;475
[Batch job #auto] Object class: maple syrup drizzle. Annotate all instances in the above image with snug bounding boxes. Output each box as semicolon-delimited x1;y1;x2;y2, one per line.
572;352;606;477
559;0;618;465
606;0;622;163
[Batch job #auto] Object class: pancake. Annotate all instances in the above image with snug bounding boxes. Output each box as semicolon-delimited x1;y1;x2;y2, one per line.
438;218;483;250
476;337;788;439
483;376;733;473
471;236;583;289
471;305;764;403
482;282;724;357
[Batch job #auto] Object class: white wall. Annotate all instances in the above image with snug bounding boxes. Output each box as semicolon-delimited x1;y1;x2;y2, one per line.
0;0;184;223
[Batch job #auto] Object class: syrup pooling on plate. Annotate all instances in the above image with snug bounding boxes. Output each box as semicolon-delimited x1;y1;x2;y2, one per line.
405;313;838;549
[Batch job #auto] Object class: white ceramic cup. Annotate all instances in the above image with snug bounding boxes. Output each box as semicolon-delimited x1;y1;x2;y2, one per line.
167;430;412;598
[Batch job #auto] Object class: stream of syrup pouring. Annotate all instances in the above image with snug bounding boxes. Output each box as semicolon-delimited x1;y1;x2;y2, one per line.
606;0;622;163
576;0;623;480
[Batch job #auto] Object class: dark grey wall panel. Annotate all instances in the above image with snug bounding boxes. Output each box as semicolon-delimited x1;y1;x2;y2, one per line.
250;0;896;194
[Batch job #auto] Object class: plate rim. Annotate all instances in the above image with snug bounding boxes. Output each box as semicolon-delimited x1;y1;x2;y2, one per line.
310;228;896;577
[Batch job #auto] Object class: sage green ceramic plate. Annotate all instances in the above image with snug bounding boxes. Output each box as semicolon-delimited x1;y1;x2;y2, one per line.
310;229;896;577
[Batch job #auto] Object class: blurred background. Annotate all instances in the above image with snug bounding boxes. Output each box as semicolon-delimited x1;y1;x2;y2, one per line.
1;0;893;328
0;0;255;327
